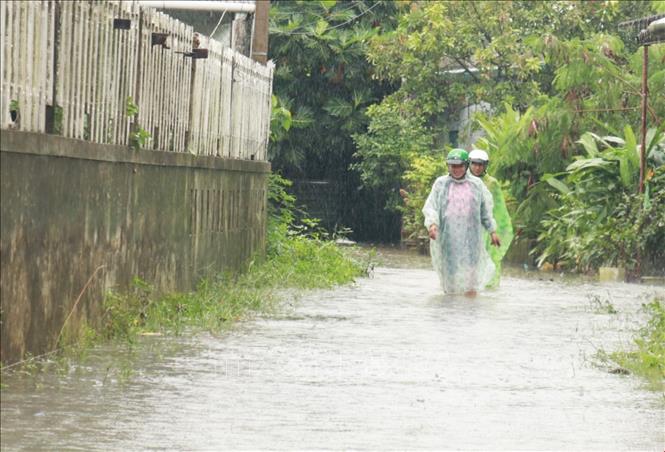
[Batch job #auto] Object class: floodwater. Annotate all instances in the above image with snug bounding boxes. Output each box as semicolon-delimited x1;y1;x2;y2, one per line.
1;248;664;450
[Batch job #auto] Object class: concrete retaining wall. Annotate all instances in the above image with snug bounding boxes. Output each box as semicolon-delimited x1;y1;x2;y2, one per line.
0;130;269;363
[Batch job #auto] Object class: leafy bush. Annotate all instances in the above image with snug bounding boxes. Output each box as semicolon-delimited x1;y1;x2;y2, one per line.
351;98;434;213
266;173;297;257
535;127;665;274
399;155;446;240
474;35;665;240
475;102;563;235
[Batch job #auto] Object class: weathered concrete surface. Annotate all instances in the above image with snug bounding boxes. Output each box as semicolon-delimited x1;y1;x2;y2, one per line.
0;130;269;363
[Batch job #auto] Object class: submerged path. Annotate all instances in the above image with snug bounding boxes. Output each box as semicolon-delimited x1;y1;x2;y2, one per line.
1;250;664;450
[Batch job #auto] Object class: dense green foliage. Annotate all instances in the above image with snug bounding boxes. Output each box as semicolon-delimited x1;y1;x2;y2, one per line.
351;97;434;211
269;0;399;178
269;0;403;241
476;36;665;238
535;128;665;274
349;0;664;273
355;1;654;194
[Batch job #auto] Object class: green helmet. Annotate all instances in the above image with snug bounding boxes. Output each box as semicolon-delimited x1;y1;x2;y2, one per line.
446;148;469;165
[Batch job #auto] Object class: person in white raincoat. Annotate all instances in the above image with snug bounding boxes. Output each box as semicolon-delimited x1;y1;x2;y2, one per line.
422;149;501;296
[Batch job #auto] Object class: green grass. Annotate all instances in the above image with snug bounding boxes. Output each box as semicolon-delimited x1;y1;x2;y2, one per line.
100;236;368;344
587;294;618;314
608;299;665;390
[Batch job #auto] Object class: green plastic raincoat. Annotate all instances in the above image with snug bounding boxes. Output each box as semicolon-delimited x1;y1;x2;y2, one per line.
423;174;496;294
481;175;514;287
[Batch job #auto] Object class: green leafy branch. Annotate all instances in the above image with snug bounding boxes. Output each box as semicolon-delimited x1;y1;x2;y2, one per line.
126;96;151;150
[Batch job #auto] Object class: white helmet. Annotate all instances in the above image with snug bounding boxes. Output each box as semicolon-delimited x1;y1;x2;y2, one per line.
469;149;489;164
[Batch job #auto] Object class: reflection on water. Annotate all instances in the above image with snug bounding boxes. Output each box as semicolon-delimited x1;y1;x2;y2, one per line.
2;248;664;450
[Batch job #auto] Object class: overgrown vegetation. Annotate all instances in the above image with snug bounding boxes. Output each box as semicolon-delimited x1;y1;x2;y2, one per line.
100;173;366;343
351;0;664;275
599;299;665;389
0;174;367;381
126;96;151;150
357;1;655;210
474;35;665;250
268;0;403;241
268;0;399;179
535;129;665;275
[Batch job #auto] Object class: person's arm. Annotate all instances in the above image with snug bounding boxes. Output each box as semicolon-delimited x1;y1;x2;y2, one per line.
423;178;443;240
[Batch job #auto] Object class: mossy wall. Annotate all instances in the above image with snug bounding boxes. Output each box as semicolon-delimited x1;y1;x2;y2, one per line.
0;130;269;363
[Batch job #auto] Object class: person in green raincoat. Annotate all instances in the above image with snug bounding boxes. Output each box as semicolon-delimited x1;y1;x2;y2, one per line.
423;149;501;296
468;149;514;287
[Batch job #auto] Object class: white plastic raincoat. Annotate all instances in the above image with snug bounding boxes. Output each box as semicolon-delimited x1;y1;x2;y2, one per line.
422;174;497;294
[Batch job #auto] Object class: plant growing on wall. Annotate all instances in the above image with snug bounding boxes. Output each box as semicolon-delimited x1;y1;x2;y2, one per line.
9;99;19;124
126;96;151;150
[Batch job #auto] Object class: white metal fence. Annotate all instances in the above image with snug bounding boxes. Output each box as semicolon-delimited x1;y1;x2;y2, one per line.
0;0;274;160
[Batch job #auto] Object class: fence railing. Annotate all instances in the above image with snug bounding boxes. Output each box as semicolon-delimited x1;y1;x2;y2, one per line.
0;0;274;161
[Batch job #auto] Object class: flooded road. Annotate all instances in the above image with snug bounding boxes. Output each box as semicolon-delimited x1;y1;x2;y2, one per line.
2;250;664;450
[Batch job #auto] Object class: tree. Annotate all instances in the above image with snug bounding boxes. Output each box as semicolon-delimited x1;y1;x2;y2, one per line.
355;0;661;242
476;31;665;237
269;0;400;179
269;0;403;241
366;1;654;116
